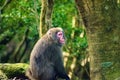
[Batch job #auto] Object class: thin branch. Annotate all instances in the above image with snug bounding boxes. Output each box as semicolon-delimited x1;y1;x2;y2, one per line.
0;0;11;11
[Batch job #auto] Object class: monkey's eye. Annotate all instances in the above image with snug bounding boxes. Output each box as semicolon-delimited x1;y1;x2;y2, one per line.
57;31;63;37
58;33;62;36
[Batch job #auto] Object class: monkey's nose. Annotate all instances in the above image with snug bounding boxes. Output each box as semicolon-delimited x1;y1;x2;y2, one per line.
60;38;65;44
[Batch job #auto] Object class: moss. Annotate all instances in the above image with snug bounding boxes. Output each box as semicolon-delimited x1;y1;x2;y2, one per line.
0;70;8;80
106;70;120;80
0;63;29;79
104;63;120;80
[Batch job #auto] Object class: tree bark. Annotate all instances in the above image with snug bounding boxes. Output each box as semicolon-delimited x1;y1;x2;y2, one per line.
75;0;120;80
39;0;54;37
46;0;54;28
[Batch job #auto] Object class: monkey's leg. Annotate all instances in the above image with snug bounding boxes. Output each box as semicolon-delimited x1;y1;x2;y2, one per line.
40;66;57;80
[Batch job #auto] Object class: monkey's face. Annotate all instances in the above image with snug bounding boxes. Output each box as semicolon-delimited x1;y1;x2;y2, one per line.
47;27;65;46
56;31;65;44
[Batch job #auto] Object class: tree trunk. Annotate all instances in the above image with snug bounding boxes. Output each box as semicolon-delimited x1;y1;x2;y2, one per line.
75;0;120;80
39;0;54;37
46;0;54;28
39;0;47;37
9;28;29;63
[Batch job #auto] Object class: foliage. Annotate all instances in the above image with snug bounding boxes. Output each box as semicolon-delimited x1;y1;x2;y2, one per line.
0;0;40;62
53;0;88;58
0;0;87;62
0;0;40;43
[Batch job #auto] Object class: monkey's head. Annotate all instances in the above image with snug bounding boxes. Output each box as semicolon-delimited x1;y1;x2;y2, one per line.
47;27;65;46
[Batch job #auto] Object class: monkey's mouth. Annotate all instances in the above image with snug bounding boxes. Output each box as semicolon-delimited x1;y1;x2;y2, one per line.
60;38;65;44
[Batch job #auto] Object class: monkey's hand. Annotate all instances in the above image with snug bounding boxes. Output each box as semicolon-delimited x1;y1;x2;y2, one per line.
66;76;70;80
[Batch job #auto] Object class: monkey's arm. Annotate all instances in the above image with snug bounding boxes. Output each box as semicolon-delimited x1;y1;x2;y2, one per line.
54;59;70;80
55;66;70;80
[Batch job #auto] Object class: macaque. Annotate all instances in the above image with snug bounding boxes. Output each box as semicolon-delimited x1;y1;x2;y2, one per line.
26;27;70;80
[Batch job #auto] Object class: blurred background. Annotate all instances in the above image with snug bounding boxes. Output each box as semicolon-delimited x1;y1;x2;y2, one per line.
0;0;120;80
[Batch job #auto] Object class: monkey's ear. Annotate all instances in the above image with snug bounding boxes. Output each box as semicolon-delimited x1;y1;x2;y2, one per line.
47;30;52;36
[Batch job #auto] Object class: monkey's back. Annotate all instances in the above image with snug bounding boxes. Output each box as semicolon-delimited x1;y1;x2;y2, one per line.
29;34;63;79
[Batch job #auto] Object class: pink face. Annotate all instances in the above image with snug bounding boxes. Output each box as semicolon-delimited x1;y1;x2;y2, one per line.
57;31;65;44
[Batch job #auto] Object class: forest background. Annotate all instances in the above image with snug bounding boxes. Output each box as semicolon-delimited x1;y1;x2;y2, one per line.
0;0;120;80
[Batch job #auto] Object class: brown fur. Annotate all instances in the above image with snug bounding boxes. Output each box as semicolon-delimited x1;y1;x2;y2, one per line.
26;27;70;80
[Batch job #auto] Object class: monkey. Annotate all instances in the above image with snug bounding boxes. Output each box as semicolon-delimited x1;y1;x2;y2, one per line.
26;27;70;80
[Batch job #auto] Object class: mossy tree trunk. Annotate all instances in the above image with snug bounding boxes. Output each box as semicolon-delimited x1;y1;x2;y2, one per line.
39;0;54;37
0;63;29;79
75;0;120;80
